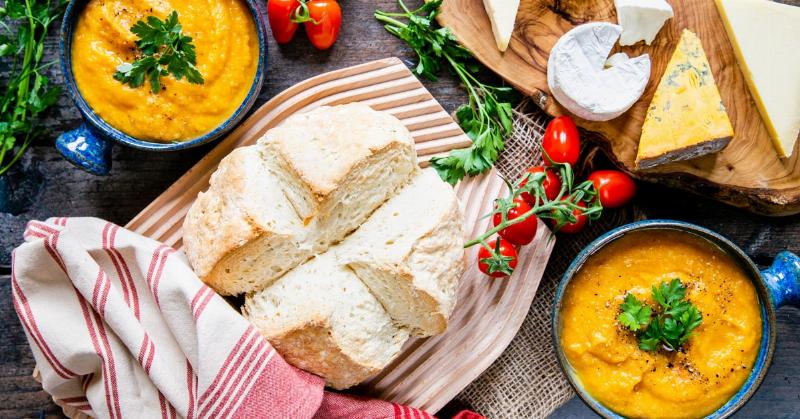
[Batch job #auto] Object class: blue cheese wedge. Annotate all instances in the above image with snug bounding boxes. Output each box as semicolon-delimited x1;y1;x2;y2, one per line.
715;0;800;158
482;0;520;52
636;29;734;170
547;22;651;121
615;0;674;46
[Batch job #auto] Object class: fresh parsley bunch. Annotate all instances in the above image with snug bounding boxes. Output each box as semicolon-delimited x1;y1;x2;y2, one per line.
0;0;68;175
619;279;703;351
114;11;204;94
375;0;517;185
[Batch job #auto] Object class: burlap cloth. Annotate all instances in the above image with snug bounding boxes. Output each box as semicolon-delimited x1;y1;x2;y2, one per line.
455;102;644;418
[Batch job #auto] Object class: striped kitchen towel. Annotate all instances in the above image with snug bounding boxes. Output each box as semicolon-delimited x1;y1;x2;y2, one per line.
11;217;471;419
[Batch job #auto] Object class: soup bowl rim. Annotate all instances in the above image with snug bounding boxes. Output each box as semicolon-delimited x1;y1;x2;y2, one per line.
58;0;268;151
551;219;777;419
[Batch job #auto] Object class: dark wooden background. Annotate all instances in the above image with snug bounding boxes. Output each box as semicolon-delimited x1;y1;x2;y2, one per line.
0;1;797;418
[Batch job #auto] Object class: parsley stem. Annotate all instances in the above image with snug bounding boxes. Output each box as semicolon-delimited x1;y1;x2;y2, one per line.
17;0;36;122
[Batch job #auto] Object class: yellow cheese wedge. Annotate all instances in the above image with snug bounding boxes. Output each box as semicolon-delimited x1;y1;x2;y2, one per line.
636;29;734;170
482;0;520;52
714;0;800;158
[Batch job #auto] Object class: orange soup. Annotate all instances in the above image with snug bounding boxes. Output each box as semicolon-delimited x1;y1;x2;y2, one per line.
560;230;761;418
71;0;259;142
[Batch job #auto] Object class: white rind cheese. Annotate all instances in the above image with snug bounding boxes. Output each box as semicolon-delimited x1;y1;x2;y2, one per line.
715;0;800;158
482;0;520;52
615;0;674;46
547;22;651;122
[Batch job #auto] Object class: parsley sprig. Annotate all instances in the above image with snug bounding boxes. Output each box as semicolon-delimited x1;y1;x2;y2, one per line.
375;0;517;185
114;11;204;94
0;0;68;175
619;279;704;352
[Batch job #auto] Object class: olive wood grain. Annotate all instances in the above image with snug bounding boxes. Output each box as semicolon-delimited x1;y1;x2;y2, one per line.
125;57;555;413
437;0;800;216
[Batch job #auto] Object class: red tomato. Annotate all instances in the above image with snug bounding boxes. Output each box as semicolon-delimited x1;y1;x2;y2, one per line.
588;170;637;209
492;197;538;245
519;166;562;205
305;0;341;50
478;238;519;278
542;115;580;166
551;200;588;234
267;0;301;44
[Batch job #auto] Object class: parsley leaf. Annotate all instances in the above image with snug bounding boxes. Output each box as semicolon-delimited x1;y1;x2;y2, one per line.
618;294;652;332
618;279;703;352
652;278;685;309
114;11;204;94
375;0;517;185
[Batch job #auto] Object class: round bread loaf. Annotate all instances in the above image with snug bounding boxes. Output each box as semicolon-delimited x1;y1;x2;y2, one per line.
182;103;466;389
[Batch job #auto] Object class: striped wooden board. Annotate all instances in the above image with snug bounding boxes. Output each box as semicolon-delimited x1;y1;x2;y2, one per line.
126;57;554;413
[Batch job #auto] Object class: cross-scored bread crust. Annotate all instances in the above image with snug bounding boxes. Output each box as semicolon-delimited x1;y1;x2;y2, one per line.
184;106;465;389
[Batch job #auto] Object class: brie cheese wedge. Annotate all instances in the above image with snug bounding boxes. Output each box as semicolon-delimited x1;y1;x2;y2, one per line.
482;0;520;52
615;0;674;46
547;22;651;121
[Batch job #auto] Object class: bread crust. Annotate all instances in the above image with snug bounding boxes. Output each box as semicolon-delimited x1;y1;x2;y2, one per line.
183;104;418;295
264;319;384;390
184;106;465;389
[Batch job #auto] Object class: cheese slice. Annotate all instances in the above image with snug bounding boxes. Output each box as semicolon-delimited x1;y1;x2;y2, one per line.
636;29;734;170
714;0;800;158
615;0;674;46
482;0;520;52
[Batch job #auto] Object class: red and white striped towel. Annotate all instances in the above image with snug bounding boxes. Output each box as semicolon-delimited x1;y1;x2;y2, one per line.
12;217;476;419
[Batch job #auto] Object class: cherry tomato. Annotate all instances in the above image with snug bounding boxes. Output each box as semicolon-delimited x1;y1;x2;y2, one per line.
478;238;519;278
305;0;341;50
551;200;588;234
588;170;637;209
519;166;562;206
267;0;301;44
542;115;580;166
492;197;538;246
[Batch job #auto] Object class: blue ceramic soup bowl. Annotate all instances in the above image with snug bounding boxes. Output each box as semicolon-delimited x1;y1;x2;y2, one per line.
552;220;799;419
56;0;268;175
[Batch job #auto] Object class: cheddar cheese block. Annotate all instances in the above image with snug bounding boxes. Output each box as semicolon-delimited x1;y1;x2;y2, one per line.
635;29;734;170
714;0;800;158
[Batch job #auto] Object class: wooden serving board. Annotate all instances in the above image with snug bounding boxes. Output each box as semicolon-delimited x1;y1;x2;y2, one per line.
439;0;800;216
126;57;555;413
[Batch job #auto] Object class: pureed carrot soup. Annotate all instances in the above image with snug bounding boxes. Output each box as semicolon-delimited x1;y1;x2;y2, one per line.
71;0;259;142
560;230;761;419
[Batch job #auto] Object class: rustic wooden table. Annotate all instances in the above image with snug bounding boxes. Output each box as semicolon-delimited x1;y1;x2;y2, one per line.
0;1;797;417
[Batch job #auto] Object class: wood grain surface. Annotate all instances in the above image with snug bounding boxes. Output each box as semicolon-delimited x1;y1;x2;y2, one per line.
438;0;800;216
0;1;798;418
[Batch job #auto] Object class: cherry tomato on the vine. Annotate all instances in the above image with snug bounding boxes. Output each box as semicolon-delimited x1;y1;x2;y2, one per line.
542;115;580;166
305;0;341;50
588;170;636;209
478;238;519;278
267;0;301;44
519;166;562;206
492;197;538;246
551;200;588;234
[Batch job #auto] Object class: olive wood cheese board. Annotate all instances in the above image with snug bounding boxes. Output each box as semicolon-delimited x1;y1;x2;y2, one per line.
438;0;800;216
126;57;555;413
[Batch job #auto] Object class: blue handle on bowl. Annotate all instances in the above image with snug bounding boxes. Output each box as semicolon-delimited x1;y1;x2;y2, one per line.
55;123;112;175
762;251;800;308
